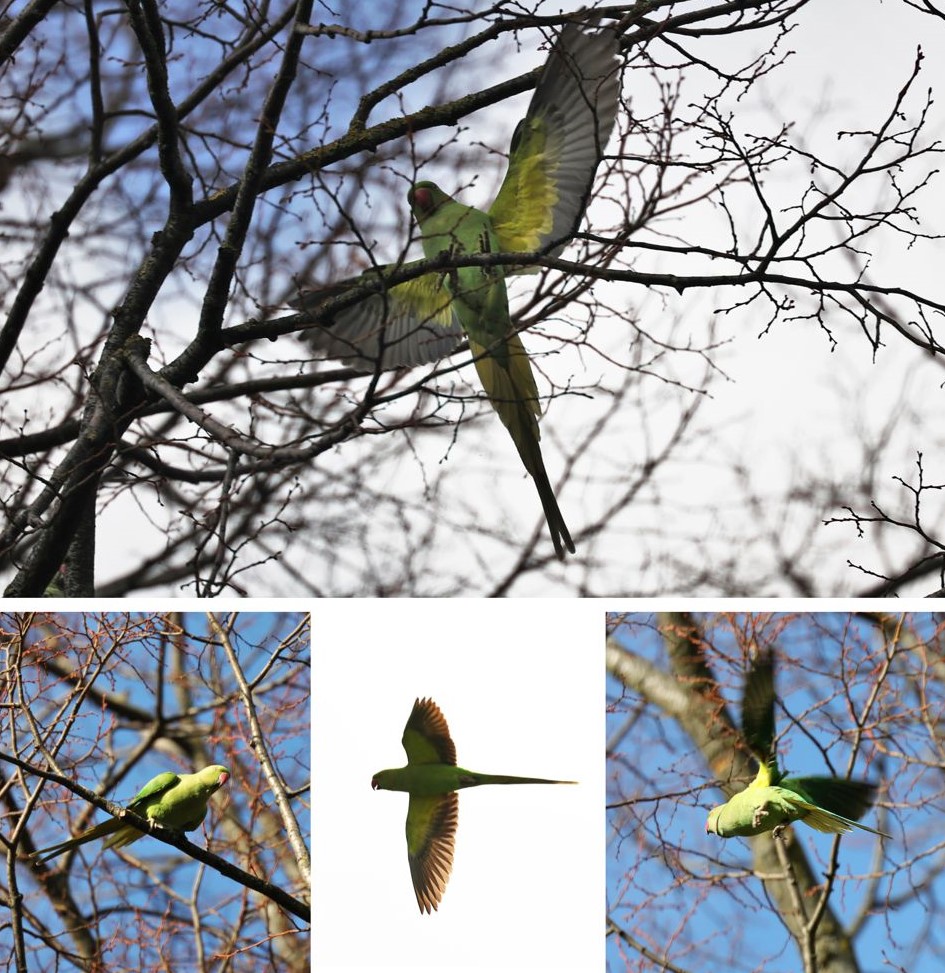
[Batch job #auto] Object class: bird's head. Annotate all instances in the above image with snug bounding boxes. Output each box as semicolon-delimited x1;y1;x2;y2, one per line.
371;770;396;791
407;181;449;221
206;766;230;791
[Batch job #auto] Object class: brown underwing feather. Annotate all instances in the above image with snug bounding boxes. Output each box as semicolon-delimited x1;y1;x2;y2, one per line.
408;791;459;913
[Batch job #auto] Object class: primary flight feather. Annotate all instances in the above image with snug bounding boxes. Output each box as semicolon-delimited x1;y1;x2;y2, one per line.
30;765;230;864
300;25;621;559
372;697;575;913
705;650;889;839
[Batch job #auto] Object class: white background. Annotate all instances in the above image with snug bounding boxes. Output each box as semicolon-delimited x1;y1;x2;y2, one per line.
312;600;603;971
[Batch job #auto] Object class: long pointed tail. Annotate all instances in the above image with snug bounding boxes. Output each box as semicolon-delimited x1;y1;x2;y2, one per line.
470;334;575;559
787;776;890;837
526;441;576;560
30;817;124;863
801;803;891;838
460;773;577;787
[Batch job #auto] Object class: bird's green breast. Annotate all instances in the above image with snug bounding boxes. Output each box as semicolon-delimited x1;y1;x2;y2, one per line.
714;785;799;836
143;780;212;831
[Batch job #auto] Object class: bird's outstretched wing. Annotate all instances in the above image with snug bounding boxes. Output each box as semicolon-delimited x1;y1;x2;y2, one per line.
398;699;459;912
406;790;458;913
403;697;457;766
741;646;778;785
490;25;620;257
294;265;462;371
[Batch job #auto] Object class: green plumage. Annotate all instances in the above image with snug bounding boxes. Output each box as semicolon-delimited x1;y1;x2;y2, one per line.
705;650;889;839
372;763;570;796
300;25;621;559
407;181;574;558
31;765;230;864
372;697;574;912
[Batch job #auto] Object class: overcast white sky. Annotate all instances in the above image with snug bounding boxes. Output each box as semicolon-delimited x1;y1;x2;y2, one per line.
313;599;602;971
291;0;945;596
6;0;942;595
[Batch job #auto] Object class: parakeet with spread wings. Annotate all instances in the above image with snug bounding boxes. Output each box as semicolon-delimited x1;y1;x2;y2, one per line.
300;26;621;559
705;650;889;839
372;697;575;912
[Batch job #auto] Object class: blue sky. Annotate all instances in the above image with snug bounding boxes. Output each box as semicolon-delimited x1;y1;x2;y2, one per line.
15;611;310;971
607;612;943;973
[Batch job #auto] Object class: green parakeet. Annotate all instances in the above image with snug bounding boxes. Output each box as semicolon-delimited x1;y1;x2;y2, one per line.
705;650;889;839
30;765;230;864
372;697;575;913
300;25;621;560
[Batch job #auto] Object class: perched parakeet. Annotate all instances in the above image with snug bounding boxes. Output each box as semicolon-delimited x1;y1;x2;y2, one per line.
372;697;575;913
300;25;621;559
30;765;230;864
705;650;889;839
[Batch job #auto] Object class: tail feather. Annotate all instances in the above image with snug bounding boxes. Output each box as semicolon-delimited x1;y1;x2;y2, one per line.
469;334;575;559
789;796;891;838
461;773;577;787
30;816;125;863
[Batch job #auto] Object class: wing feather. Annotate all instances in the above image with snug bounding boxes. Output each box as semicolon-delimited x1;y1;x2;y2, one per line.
297;269;462;370
406;792;459;913
490;26;620;257
741;646;778;785
402;697;457;766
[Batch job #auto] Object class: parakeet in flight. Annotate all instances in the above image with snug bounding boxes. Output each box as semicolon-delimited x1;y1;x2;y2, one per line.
30;765;230;864
705;650;889;839
372;697;575;913
300;25;621;560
